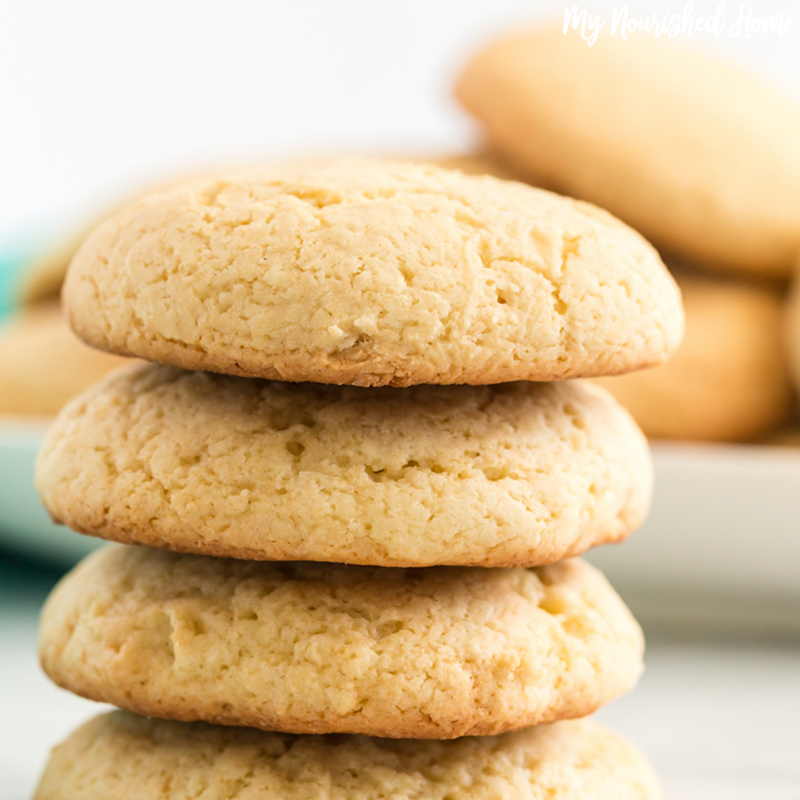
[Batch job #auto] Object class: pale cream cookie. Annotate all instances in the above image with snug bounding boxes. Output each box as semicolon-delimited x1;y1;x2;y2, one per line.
39;546;644;739
0;304;132;417
36;363;652;567
35;711;662;800
457;26;800;278
596;274;794;441
63;158;683;386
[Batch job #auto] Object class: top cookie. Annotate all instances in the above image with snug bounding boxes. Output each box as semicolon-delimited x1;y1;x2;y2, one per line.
63;159;682;386
457;27;800;278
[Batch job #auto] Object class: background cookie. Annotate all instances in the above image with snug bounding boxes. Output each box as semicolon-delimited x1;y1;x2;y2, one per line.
785;267;800;395
63;158;683;386
37;364;652;567
456;27;800;278
40;546;644;739
596;275;794;442
0;304;132;417
429;150;521;181
35;711;662;800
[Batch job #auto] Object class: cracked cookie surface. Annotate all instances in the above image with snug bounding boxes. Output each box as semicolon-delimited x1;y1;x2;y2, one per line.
35;711;662;799
62;158;683;386
36;363;652;567
39;547;644;739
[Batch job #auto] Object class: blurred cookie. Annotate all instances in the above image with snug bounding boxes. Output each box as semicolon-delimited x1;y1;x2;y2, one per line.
63;158;683;386
457;26;800;278
35;711;662;800
596;275;793;441
18;234;87;307
785;268;800;395
40;546;644;739
762;426;800;448
37;364;651;567
428;150;522;180
0;305;131;417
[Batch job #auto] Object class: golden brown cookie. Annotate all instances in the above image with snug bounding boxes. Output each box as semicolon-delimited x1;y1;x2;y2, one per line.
63;159;683;386
596;274;794;441
40;546;644;739
35;711;662;800
36;363;652;567
457;27;800;278
0;305;131;417
785;267;800;396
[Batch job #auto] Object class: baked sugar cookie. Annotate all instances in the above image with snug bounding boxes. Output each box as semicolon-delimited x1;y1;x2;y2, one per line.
35;711;662;800
457;27;800;277
596;275;793;441
36;363;652;567
0;305;131;417
40;546;643;739
63;159;683;386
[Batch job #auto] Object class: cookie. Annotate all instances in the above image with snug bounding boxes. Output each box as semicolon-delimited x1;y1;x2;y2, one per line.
785;269;800;395
428;150;522;181
596;274;794;441
0;305;132;417
35;711;662;800
40;546;644;739
63;158;683;386
762;426;800;448
457;27;800;278
18;233;86;307
37;363;652;567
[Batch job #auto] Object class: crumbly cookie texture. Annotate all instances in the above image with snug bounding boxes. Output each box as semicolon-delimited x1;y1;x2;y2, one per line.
35;711;662;800
39;547;644;739
36;363;652;567
0;305;132;417
62;158;683;386
457;27;800;277
596;274;794;442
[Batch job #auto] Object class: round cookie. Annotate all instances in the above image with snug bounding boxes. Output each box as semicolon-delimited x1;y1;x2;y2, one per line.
595;274;794;442
35;712;662;800
36;363;652;568
39;546;644;739
0;305;132;417
456;27;800;278
62;158;683;386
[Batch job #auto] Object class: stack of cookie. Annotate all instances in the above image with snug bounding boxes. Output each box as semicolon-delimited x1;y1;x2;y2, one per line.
32;159;683;798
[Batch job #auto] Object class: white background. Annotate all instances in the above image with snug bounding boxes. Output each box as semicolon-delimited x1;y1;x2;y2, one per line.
1;0;799;247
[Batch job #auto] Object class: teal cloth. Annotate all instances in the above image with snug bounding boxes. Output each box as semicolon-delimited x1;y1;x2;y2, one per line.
0;243;37;319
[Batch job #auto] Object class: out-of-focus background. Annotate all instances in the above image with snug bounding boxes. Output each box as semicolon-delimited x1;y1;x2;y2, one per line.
2;1;800;798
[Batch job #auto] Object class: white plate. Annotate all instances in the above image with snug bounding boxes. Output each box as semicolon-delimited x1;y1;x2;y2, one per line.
587;441;800;629
2;421;799;613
